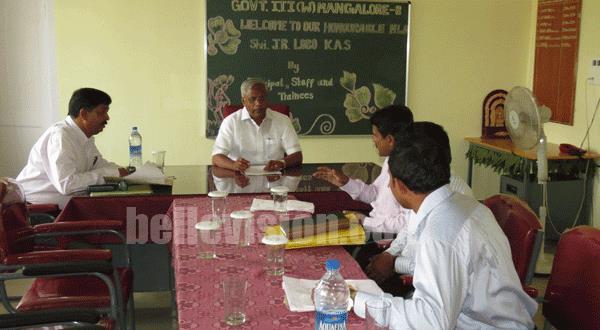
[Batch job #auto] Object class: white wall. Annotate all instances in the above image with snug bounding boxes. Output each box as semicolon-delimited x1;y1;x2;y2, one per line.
0;0;58;177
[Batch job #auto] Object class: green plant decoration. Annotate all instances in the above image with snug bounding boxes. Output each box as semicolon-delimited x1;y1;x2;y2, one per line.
207;16;241;56
340;71;396;123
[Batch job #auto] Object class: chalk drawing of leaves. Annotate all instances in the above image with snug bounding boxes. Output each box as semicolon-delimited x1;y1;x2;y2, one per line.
207;16;241;56
343;86;372;122
339;71;356;92
340;71;398;124
373;83;396;109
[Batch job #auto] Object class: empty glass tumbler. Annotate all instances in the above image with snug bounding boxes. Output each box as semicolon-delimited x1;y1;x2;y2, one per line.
208;191;228;222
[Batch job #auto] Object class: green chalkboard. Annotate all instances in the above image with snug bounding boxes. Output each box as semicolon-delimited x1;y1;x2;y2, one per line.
206;0;410;137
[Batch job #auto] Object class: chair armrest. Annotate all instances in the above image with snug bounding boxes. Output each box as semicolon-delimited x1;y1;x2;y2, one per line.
22;260;114;276
4;249;112;265
0;309;102;328
33;220;123;233
400;275;413;286
27;203;59;214
523;286;538;299
375;239;393;250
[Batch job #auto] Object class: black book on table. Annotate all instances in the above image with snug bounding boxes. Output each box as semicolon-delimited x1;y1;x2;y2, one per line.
279;212;350;240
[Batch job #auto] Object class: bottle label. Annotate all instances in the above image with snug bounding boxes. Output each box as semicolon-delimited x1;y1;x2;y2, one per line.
315;311;347;330
129;145;142;155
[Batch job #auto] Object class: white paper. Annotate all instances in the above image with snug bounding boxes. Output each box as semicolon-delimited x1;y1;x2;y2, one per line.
122;162;170;185
250;198;315;213
282;276;383;312
243;165;281;176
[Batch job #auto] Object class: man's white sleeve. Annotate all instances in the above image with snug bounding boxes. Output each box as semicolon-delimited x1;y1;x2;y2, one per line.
45;133;115;194
340;178;378;204
281;118;301;155
212;117;234;156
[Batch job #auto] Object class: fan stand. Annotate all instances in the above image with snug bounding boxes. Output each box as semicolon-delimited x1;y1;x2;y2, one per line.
534;135;554;275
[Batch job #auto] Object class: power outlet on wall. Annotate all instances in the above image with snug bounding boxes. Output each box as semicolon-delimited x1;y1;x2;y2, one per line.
590;58;600;86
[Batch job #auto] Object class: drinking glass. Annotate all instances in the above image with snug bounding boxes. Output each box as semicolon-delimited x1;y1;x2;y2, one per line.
152;150;166;172
229;210;253;247
261;234;288;276
365;299;391;330
208;190;228;222
222;276;248;326
195;220;220;259
270;186;289;214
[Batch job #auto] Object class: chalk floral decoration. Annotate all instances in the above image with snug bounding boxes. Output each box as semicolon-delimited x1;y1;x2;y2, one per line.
207;74;235;136
340;71;396;122
207;16;241;56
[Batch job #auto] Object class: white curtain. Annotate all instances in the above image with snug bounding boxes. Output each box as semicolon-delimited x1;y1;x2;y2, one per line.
0;0;58;177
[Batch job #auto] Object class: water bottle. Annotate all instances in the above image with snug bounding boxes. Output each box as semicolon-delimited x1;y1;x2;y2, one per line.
314;259;349;330
129;127;142;167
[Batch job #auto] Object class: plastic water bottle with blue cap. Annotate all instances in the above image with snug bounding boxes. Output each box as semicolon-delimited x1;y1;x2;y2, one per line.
129;127;142;167
314;259;350;330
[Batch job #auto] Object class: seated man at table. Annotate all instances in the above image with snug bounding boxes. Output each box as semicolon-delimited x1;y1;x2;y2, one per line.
376;121;474;279
16;88;129;209
313;106;472;234
212;78;302;172
352;122;537;329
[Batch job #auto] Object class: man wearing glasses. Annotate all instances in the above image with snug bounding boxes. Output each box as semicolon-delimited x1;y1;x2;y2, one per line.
212;78;303;172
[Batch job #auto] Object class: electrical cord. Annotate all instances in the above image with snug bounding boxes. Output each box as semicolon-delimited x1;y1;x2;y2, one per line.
544;159;589;236
579;81;600;149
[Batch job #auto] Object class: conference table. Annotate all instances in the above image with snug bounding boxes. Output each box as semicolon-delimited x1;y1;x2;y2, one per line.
55;163;381;328
170;193;369;329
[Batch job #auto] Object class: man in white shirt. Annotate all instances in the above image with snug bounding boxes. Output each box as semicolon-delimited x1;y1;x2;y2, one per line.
313;107;472;234
17;88;129;208
212;78;302;172
353;122;537;329
313;105;415;234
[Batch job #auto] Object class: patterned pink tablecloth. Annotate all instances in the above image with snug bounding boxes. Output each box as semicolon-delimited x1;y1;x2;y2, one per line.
171;194;368;329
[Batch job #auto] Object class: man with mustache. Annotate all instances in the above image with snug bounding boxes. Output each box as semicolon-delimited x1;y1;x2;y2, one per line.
212;78;302;172
16;88;129;208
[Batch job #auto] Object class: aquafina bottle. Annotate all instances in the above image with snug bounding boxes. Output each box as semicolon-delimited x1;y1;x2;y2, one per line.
314;259;350;330
128;127;142;167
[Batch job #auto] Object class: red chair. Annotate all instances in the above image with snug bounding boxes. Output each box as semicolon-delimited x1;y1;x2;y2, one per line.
543;226;600;330
223;103;290;118
0;308;115;329
484;194;542;287
0;181;134;329
389;194;543;298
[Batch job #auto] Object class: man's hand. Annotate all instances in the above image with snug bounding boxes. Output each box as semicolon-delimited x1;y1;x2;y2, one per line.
234;173;250;188
266;174;281;182
118;167;129;177
366;252;396;284
232;158;250;172
312;167;350;187
264;160;285;171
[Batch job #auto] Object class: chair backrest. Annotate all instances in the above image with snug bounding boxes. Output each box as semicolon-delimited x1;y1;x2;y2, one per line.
0;182;35;261
223;104;290;118
543;226;600;330
483;194;542;285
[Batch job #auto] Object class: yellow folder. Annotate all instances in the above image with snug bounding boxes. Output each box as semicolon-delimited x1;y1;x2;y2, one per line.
265;212;366;249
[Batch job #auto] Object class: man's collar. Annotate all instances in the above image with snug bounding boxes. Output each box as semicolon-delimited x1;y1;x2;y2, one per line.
65;116;91;143
409;184;452;232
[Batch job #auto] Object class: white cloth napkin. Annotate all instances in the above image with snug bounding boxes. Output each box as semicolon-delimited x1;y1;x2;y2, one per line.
282;276;383;312
250;199;315;213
